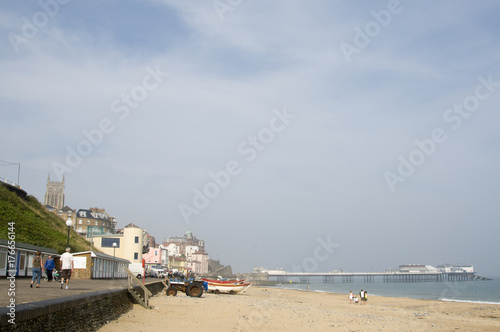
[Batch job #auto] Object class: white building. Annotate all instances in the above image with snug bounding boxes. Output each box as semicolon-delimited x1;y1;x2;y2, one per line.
166;243;180;257
398;264;439;273
437;264;474;273
185;245;200;259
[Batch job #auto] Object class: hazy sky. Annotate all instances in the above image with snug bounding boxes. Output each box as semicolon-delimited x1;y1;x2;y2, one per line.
1;0;499;276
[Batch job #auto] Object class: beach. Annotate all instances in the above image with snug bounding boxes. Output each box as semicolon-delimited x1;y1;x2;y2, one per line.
97;286;500;331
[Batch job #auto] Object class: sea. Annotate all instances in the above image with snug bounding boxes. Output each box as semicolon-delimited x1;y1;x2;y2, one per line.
273;276;500;304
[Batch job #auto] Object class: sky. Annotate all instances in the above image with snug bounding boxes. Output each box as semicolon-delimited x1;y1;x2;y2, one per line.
1;0;499;276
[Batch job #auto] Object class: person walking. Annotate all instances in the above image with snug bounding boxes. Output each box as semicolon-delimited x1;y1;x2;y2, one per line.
60;247;74;290
349;290;353;303
44;255;55;282
30;251;42;288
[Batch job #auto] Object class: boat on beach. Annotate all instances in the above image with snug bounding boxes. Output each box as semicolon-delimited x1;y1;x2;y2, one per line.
201;278;245;284
205;281;252;294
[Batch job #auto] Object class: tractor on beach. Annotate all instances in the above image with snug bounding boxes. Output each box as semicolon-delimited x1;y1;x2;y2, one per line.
163;272;206;297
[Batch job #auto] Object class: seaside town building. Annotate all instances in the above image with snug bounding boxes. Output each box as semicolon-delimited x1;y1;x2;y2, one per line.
76;207;116;237
143;247;162;265
116;223;153;249
163;231;209;274
45;205;76;225
90;224;145;264
145;234;156;247
169;255;187;271
187;251;209;274
163;230;205;254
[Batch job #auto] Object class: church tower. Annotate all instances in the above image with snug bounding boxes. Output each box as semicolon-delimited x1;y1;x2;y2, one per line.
44;173;65;209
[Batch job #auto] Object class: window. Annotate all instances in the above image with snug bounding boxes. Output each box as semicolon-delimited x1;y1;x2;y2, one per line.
134;236;139;244
134;252;138;260
95;221;98;226
78;220;82;224
87;220;90;224
19;252;25;271
0;249;6;272
101;238;120;248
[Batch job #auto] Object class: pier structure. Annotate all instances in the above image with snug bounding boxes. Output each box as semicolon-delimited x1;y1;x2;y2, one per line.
267;271;477;284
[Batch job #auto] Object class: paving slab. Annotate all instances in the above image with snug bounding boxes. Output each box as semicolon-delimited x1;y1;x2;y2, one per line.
0;277;163;307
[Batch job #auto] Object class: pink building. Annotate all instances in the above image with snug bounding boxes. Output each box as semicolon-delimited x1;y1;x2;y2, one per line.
143;247;162;265
186;251;209;274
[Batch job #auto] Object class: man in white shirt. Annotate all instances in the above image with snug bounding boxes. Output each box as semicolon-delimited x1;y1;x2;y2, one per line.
60;247;74;290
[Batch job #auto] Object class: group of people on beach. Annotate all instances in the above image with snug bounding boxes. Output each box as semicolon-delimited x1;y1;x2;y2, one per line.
29;248;74;290
348;289;368;304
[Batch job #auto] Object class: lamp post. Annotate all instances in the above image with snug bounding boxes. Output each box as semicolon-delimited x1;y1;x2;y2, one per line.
112;242;117;279
65;218;73;248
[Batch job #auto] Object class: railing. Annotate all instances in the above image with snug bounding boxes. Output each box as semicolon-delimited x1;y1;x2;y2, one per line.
0;177;21;188
125;268;152;309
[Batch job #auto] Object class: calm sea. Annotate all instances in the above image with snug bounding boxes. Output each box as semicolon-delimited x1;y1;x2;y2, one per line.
274;276;500;304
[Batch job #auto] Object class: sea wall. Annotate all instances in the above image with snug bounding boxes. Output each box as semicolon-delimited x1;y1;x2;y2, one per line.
0;281;165;332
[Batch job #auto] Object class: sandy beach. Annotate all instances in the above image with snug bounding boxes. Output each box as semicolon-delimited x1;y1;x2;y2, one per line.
97;286;500;331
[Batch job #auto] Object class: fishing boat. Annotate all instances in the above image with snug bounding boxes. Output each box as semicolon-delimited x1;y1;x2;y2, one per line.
206;281;252;294
201;278;245;284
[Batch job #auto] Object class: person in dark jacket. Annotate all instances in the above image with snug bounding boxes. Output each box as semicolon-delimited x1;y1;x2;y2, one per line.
44;255;55;281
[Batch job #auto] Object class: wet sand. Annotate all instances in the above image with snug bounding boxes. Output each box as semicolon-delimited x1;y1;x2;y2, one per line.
97;286;500;331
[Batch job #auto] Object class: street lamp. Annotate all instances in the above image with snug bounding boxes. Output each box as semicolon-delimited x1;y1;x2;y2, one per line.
65;218;73;248
112;242;117;279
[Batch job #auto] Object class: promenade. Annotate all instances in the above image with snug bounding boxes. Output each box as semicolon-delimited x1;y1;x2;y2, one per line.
0;277;159;307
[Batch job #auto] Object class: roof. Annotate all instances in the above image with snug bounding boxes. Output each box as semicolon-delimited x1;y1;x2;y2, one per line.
73;251;130;263
0;239;59;255
124;223;142;229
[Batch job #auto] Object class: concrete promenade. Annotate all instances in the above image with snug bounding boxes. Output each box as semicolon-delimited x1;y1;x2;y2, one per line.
0;277;160;307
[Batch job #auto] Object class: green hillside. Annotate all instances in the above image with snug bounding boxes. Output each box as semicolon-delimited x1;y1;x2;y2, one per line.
0;184;91;253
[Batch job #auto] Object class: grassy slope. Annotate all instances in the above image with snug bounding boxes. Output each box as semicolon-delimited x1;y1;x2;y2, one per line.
0;184;91;253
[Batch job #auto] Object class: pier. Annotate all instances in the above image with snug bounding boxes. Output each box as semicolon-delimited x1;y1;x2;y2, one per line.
267;271;478;283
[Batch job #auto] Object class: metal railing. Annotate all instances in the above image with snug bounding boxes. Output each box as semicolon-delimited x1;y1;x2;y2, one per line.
0;177;21;188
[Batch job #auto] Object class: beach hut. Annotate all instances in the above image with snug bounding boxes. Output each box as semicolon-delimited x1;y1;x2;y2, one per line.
72;251;130;279
0;239;59;277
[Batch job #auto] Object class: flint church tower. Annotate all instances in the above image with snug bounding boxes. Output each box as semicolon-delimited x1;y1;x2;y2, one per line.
44;173;65;209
